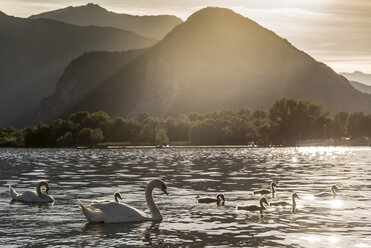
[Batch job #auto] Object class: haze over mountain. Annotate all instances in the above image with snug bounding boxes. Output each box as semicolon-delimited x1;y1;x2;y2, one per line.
341;71;371;86
30;3;183;40
0;11;156;127
348;81;371;95
36;7;371;123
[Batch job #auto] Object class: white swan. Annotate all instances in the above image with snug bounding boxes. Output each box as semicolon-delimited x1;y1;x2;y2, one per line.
253;182;277;196
9;181;54;203
78;179;168;223
314;185;340;198
270;193;299;207
92;192;122;203
196;194;225;205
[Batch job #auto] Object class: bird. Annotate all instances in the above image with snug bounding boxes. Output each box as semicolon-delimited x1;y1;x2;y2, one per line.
92;192;122;203
270;193;299;207
314;185;340;198
196;194;225;205
9;181;54;203
237;197;269;213
253;182;278;196
78;179;168;223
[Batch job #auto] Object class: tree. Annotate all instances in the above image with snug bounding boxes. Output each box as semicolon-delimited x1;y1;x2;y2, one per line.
269;98;329;145
77;128;104;146
155;128;169;144
56;131;74;147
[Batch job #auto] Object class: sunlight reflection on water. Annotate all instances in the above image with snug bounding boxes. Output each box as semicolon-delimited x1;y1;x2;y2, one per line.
0;147;370;247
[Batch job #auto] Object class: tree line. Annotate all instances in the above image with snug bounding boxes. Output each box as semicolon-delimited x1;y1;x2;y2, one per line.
1;98;370;147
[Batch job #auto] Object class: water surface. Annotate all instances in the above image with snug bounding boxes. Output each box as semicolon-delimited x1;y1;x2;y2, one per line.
0;147;370;247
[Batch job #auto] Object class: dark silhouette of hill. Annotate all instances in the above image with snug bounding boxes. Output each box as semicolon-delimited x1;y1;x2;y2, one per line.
349;81;371;94
0;12;156;127
38;7;371;122
29;3;183;40
36;49;146;122
341;71;371;86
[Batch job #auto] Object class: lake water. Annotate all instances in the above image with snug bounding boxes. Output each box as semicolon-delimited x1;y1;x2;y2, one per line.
0;147;370;247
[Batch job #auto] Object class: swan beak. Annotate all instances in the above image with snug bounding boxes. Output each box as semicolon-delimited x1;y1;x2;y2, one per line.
162;189;168;195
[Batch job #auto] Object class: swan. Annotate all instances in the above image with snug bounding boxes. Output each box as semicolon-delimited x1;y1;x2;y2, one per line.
92;192;122;203
270;193;299;207
314;185;340;198
196;194;225;205
253;182;277;196
237;197;269;213
9;181;54;203
78;179;168;223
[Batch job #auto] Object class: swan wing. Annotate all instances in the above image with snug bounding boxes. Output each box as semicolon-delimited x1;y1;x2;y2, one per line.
254;189;271;195
237;204;260;211
92;200;113;203
85;202;148;223
314;192;332;197
270;201;291;207
197;197;216;203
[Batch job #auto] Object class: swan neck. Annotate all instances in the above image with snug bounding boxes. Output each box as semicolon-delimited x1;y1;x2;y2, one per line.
145;182;162;220
260;200;266;210
292;197;296;206
332;188;337;196
36;184;45;198
271;185;276;193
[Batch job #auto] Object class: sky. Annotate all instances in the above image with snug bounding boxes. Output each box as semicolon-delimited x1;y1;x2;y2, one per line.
1;0;371;73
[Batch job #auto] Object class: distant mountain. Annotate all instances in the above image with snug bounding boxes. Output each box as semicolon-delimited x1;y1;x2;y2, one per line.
349;81;371;95
30;3;183;40
341;71;371;86
0;12;156;127
37;7;371;123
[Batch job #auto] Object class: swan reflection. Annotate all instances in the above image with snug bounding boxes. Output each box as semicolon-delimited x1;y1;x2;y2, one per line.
81;221;163;245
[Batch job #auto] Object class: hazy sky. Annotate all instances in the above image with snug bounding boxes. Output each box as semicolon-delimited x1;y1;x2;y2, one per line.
1;0;371;73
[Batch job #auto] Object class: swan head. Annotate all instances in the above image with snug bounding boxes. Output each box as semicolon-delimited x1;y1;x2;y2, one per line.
270;182;278;193
260;197;269;207
331;185;340;193
152;179;168;195
114;192;122;202
37;181;50;198
292;193;300;200
216;194;225;202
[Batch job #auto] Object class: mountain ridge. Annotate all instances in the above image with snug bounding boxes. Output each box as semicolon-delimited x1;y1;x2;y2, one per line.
341;71;371;86
29;3;183;39
37;7;371;122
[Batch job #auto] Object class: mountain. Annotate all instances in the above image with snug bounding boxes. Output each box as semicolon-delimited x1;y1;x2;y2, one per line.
36;49;146;122
349;81;371;94
340;71;371;86
29;3;183;40
0;12;156;127
37;7;371;123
